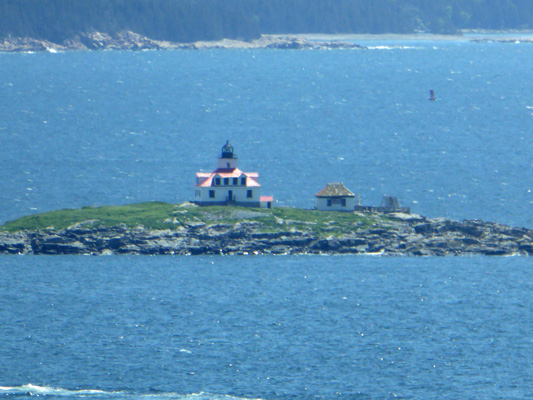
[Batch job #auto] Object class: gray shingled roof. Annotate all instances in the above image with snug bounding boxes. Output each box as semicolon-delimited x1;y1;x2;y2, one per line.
315;183;355;198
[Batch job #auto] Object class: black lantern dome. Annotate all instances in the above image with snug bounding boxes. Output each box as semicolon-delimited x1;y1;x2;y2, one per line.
221;140;235;159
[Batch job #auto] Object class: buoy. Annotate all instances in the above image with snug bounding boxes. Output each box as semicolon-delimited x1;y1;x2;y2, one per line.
429;89;436;101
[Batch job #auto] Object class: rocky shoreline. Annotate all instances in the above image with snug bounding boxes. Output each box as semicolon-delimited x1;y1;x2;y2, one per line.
1;214;531;256
3;31;533;53
0;32;365;52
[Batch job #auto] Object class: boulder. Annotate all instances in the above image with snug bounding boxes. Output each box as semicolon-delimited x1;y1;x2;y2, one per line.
41;241;87;255
0;232;29;254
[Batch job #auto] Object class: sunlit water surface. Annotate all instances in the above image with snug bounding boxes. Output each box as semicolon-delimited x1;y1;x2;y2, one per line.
0;40;532;400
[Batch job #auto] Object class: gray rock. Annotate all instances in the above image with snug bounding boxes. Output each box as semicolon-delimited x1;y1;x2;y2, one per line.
518;243;533;254
414;223;434;235
0;232;29;254
41;241;87;255
1;213;532;256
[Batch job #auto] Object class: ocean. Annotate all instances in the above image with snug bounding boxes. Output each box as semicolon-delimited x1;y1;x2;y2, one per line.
1;256;532;400
0;39;532;399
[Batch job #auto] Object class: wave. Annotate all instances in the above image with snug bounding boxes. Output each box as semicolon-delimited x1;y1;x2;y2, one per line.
0;385;111;397
366;45;423;50
0;385;262;400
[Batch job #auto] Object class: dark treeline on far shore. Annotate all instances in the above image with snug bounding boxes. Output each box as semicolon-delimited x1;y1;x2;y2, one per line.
1;0;533;43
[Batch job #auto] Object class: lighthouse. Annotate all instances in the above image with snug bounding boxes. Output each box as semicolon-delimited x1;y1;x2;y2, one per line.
194;141;273;208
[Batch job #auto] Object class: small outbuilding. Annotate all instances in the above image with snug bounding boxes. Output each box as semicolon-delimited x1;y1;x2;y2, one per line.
315;182;356;212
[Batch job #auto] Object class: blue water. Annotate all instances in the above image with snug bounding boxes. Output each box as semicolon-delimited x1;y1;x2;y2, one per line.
0;41;532;400
1;256;532;400
1;42;532;226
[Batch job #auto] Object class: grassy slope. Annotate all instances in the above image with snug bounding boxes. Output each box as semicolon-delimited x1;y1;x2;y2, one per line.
0;202;387;236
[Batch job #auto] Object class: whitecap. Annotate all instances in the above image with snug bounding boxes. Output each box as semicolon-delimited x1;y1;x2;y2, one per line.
367;45;421;50
365;249;385;256
0;386;264;400
0;384;109;396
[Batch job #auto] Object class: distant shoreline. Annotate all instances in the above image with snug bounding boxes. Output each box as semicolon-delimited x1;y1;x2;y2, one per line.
2;31;533;53
0;32;366;53
293;31;533;42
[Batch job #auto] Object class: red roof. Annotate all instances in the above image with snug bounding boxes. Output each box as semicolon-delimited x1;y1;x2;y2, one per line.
196;168;260;187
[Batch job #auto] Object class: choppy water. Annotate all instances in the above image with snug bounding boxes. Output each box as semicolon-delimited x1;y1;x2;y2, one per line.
1;256;532;400
0;40;532;400
1;41;532;226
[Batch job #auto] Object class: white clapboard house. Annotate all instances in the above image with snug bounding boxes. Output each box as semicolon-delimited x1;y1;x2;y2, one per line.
194;141;273;208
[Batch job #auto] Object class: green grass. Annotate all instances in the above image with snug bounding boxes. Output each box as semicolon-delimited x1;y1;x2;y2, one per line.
0;202;387;235
0;202;176;232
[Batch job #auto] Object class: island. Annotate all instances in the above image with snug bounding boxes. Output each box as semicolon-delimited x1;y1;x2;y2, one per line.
0;202;531;256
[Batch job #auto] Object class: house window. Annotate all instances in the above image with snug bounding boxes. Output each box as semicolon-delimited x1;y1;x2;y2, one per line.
224;178;229;186
247;190;253;198
209;190;215;198
233;178;238;185
327;199;332;207
195;190;201;198
214;178;221;186
227;162;230;168
241;177;246;185
342;198;346;207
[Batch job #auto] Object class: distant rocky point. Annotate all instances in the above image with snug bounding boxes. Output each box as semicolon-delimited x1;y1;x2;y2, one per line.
3;31;533;53
0;32;366;52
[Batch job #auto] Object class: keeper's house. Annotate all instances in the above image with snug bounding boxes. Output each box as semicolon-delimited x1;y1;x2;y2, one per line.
315;182;356;212
194;141;273;208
